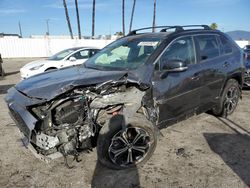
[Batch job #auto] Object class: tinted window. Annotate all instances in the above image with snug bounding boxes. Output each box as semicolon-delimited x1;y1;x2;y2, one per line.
48;49;75;61
89;49;99;57
220;35;233;54
196;35;220;61
71;50;90;59
158;36;195;69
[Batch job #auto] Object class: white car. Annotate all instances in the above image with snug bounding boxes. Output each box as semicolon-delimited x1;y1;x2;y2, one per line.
20;47;100;79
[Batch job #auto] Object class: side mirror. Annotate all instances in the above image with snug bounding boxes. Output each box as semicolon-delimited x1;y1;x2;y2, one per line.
162;59;188;72
69;56;76;62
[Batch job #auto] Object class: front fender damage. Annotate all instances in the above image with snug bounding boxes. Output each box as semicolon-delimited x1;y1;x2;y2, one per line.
90;87;145;124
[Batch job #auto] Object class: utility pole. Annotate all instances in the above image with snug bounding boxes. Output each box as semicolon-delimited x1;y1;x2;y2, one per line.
46;19;50;36
18;21;23;38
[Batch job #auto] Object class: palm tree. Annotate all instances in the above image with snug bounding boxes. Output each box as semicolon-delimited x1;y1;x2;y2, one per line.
75;0;81;39
63;0;73;39
152;0;156;32
92;0;96;38
122;0;125;35
129;0;136;33
210;23;218;30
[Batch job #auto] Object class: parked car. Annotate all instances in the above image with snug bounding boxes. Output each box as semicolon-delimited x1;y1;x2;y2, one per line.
243;47;250;87
20;47;100;79
5;25;244;169
0;53;4;77
244;45;250;50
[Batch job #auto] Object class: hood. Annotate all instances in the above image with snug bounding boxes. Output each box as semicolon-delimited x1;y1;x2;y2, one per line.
15;66;130;101
21;59;57;70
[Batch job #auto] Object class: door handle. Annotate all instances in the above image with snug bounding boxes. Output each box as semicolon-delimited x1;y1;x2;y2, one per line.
223;61;230;67
191;74;200;81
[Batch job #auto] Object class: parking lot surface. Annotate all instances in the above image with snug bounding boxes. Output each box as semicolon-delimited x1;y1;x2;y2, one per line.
0;59;250;188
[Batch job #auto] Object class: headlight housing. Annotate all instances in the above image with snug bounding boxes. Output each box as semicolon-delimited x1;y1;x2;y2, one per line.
30;64;44;70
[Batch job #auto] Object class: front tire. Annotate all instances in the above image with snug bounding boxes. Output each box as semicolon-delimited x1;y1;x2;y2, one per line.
97;113;157;170
212;79;240;117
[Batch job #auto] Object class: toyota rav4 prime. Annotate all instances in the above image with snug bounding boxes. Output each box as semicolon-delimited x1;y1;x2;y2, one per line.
5;25;244;169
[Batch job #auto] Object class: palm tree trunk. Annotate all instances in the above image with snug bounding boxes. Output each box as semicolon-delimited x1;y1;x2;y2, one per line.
63;0;73;39
122;0;125;35
92;0;96;38
152;0;156;32
129;0;136;33
75;0;81;39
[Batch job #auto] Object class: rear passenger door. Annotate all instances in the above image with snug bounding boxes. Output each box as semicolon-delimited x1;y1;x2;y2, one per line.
194;34;226;108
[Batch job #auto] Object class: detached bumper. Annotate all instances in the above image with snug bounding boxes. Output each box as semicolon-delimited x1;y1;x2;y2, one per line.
5;87;44;142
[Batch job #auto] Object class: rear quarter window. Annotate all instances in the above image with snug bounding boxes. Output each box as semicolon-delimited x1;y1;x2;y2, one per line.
219;35;233;54
195;35;220;61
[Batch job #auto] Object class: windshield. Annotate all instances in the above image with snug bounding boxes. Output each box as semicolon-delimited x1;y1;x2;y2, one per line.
85;37;163;70
48;49;76;61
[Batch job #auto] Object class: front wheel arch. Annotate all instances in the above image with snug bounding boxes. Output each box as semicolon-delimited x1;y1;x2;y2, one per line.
96;113;157;170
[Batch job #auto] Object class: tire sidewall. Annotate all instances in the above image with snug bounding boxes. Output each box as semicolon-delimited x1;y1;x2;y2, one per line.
97;113;157;170
213;79;240;117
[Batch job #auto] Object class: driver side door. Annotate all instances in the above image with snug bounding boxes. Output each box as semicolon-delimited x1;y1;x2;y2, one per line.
152;36;203;127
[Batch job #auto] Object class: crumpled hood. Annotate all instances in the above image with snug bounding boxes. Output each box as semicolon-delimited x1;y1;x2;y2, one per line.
15;66;129;101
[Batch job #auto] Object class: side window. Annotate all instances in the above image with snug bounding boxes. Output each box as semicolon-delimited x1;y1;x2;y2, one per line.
158;36;195;69
71;50;90;60
196;35;220;61
219;35;233;54
89;49;99;57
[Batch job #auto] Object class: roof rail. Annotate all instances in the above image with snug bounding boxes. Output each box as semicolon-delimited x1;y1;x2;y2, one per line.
127;25;211;36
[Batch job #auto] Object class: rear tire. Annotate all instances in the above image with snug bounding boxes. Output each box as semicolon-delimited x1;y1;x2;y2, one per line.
96;113;157;170
212;79;240;117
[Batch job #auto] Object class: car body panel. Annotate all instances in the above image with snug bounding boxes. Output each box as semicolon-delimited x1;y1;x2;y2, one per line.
4;27;244;166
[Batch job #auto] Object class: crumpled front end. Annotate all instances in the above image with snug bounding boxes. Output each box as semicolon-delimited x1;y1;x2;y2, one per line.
5;87;44;140
5;77;151;166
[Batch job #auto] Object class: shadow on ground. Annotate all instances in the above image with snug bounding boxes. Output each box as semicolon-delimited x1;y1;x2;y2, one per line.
204;118;250;187
0;84;14;94
91;161;140;188
4;71;20;76
91;114;140;188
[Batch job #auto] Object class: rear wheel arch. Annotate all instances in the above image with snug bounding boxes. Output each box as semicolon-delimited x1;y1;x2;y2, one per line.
229;73;242;87
212;78;240;117
45;67;57;72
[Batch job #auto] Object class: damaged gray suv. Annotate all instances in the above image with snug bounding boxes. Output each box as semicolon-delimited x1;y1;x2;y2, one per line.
5;25;244;169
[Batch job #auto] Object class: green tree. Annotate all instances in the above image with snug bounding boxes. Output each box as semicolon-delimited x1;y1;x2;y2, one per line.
115;31;123;36
63;0;73;39
210;23;218;30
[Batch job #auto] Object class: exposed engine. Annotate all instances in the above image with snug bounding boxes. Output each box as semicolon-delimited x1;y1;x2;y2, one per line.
30;91;97;166
29;81;146;167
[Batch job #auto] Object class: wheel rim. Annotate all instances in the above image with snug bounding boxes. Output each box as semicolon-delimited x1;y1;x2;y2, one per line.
224;86;239;114
108;127;151;167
